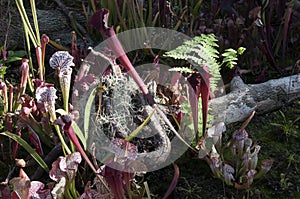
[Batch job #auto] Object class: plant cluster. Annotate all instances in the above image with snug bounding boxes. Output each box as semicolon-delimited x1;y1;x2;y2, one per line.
271;110;300;140
164;33;245;142
0;4;181;198
1;0;292;198
198;114;274;197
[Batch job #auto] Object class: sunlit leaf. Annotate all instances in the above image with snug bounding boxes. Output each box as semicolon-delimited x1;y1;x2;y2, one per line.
16;0;38;47
222;48;239;69
237;47;246;55
72;122;87;150
84;87;98;139
0;56;23;64
7;50;26;57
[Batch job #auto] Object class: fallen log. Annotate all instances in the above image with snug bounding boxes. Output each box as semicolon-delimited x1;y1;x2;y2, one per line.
210;74;300;125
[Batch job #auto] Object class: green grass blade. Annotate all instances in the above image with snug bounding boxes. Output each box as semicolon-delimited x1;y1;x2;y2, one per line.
146;0;153;26
0;131;49;172
192;0;203;16
114;0;127;30
16;0;38;47
292;116;300;124
30;0;41;45
125;107;156;141
84;87;98;139
23;27;35;93
90;0;97;12
122;0;127;19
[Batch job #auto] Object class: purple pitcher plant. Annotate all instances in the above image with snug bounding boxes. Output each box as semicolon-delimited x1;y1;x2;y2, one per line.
199;112;273;189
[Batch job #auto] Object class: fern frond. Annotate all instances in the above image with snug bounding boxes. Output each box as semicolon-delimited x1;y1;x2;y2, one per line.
221;49;238;69
221;47;246;69
164;34;245;91
164;34;221;91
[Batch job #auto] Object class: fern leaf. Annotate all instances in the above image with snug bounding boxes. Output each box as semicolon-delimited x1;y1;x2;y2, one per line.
164;34;221;91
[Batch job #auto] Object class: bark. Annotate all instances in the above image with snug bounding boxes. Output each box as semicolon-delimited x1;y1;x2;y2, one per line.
210;74;300;125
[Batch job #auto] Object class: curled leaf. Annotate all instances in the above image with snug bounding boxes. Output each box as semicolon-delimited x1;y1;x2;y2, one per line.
49;152;82;182
0;131;49;172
